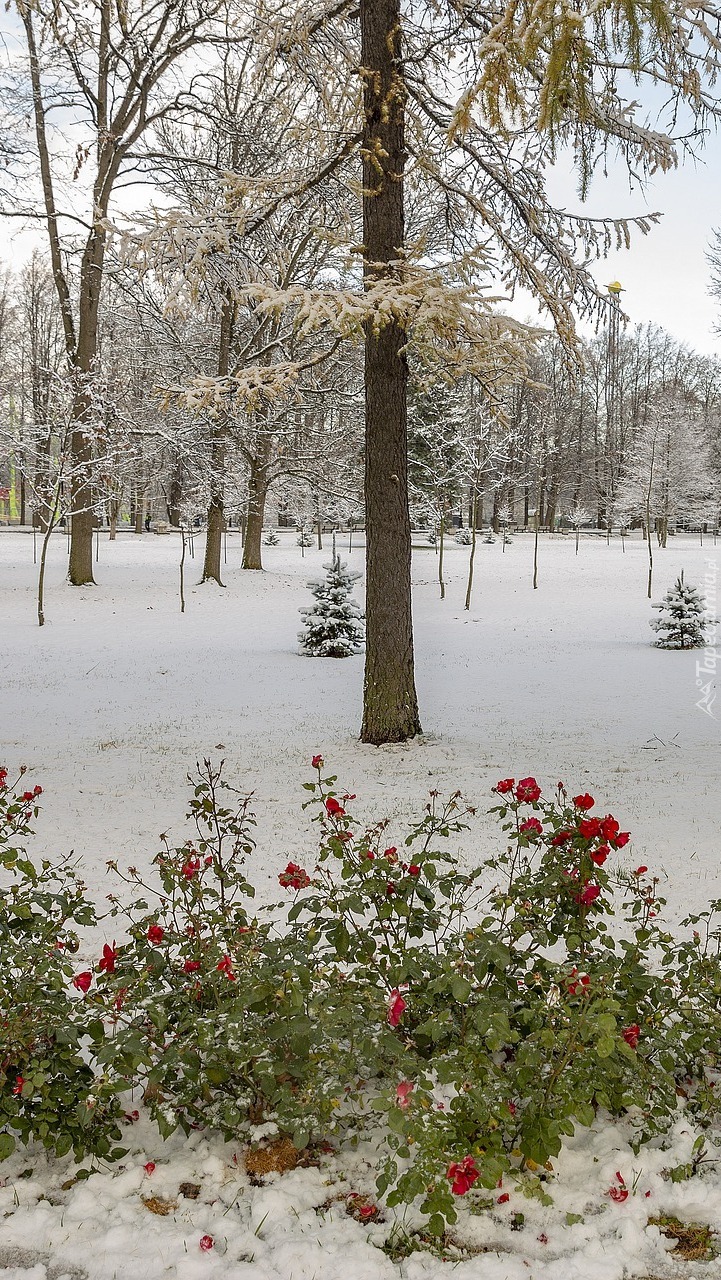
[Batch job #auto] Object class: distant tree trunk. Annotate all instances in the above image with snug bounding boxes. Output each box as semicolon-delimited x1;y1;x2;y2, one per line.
360;0;421;744
203;489;225;584
465;487;478;611
242;465;268;571
202;297;234;586
438;511;446;599
646;438;656;599
109;498;119;540
492;491;500;533
134;491;144;534
168;473;182;526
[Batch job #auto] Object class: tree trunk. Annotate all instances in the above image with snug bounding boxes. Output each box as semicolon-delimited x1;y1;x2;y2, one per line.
242;465;268;570
134;492;144;535
465;488;478;611
360;0;421;744
168;472;182;526
109;499;119;540
67;422;96;583
202;297;234;585
203;492;225;585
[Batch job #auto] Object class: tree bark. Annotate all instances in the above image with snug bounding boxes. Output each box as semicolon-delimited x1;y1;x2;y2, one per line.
242;464;268;570
134;490;144;535
202;296;234;585
203;491;225;584
168;474;183;527
360;0;421;744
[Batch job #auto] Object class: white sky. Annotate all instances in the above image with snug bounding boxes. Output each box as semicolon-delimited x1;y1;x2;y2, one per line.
2;5;720;359
533;138;721;354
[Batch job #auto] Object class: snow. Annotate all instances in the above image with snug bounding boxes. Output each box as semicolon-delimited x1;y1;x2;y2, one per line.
2;528;718;921
2;526;721;1278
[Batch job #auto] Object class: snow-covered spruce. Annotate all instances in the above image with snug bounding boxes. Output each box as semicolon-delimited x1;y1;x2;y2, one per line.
650;572;713;649
298;554;365;657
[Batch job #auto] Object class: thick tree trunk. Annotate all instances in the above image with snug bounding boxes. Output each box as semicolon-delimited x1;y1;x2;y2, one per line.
68;422;95;583
203;493;225;585
359;0;421;744
242;466;268;570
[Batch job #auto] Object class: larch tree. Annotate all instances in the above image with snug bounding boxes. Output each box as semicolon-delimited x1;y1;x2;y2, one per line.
269;0;721;743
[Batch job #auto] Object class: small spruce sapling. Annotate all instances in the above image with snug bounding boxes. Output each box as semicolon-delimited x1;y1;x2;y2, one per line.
650;572;713;649
299;555;365;657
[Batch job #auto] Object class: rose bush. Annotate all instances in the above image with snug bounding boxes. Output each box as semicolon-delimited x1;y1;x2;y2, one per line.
2;759;721;1238
0;768;124;1160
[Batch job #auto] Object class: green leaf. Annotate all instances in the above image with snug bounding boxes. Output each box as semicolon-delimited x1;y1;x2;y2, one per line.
451;975;472;1002
595;1036;615;1059
55;1132;74;1158
0;1133;16;1161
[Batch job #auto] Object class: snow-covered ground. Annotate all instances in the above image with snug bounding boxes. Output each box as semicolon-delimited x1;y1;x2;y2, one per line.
1;528;719;917
2;527;721;1279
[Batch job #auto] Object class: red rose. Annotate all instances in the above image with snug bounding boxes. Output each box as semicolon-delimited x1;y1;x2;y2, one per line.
384;847;398;862
199;1235;214;1251
572;793;595;810
515;777;541;803
495;778;515;794
622;1024;640;1049
216;954;236;981
578;817;602;839
600;815;619;840
387;989;406;1028
579;883;601;905
147;925;164;944
311;755;324;769
99;943;117;974
12;1076;24;1096
33;785;42;797
183;959;201;973
325;796;345;817
181;857;200;879
73;971;92;994
613;832;630;848
0;768;7;788
144;1161;155;1175
551;829;572;846
634;866;648;876
497;1192;510;1204
447;1155;479;1196
21;791;35;802
609;1186;629;1202
590;844;610;866
396;1081;414;1109
408;864;421;876
278;862;311;890
520;817;543;836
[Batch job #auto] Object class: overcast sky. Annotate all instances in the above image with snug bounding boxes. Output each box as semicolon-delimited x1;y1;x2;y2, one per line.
2;20;719;360
536;136;721;355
